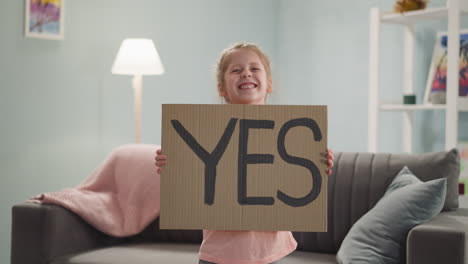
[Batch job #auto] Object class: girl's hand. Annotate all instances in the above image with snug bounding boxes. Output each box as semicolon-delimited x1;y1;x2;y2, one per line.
155;148;334;175
155;149;168;174
322;148;334;176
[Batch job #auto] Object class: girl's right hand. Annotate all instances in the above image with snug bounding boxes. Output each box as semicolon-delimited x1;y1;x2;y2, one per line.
155;149;168;174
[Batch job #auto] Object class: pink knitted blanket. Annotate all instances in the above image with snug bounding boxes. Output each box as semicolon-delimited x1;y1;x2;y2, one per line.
29;144;161;237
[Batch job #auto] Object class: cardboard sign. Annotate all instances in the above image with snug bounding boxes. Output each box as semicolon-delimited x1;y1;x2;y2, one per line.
160;104;327;232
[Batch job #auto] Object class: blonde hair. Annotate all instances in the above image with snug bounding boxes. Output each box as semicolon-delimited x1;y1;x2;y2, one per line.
216;43;272;101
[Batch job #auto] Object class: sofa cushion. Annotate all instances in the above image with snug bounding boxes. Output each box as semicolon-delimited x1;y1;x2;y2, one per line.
293;149;459;254
49;243;336;264
50;243;200;264
335;167;447;264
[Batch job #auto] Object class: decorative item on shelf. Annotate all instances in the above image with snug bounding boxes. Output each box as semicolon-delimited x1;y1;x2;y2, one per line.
393;0;427;13
25;0;65;40
111;38;165;143
424;29;468;105
403;94;416;104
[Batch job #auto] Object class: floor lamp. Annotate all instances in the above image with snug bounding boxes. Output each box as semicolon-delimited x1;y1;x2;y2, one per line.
111;38;164;143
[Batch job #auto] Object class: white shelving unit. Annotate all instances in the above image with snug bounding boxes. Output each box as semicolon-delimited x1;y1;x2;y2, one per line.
368;0;468;153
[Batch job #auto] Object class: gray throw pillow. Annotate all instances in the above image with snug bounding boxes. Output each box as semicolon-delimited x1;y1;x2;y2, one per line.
336;166;446;264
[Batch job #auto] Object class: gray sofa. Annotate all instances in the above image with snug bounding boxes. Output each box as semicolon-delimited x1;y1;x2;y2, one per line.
11;150;468;264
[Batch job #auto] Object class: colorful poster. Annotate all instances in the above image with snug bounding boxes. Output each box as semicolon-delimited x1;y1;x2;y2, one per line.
425;30;468;103
25;0;64;40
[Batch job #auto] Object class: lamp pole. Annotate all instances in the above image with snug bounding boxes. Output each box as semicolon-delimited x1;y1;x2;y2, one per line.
132;74;142;143
111;38;164;143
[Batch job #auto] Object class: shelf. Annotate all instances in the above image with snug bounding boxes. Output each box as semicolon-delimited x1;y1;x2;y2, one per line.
380;103;468;111
380;104;446;111
460;105;468;112
381;7;468;24
369;3;465;152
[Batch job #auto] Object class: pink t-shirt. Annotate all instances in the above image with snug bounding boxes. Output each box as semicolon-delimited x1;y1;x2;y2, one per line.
198;230;297;264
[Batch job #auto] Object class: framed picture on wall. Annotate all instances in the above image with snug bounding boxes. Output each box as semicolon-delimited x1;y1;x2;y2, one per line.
423;29;468;105
25;0;65;40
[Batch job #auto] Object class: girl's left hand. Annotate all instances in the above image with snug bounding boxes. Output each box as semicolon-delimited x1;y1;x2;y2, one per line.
323;149;334;176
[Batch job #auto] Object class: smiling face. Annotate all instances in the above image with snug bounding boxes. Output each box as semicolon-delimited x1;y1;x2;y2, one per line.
218;48;272;105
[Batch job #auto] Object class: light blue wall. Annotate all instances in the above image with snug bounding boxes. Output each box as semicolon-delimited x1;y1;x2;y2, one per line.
0;0;279;262
275;0;468;153
1;0;467;262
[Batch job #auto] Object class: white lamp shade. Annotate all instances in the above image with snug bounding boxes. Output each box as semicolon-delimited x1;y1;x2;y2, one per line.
111;38;165;75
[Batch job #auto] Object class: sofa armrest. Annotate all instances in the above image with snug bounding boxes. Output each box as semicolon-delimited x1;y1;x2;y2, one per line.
407;208;468;264
11;202;123;264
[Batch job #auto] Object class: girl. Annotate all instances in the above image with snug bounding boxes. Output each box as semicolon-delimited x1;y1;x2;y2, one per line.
155;43;334;264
